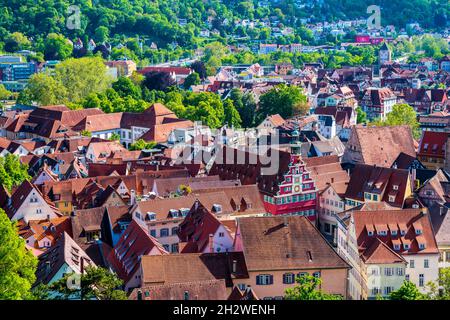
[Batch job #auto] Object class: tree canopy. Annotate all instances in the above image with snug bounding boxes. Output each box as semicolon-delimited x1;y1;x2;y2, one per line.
20;56;112;106
389;281;426;300
0;208;38;300
47;267;127;300
369;103;420;139
0;154;30;192
257;84;308;122
284;274;343;300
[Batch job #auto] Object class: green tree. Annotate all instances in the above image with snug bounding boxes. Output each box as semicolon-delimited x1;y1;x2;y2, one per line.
0;84;12;100
257;84;307;121
55;56;112;103
48;267;127;300
44;33;73;61
81;130;92;137
285;274;343;300
109;132;121;142
112;77;142;100
0;154;30;192
390;281;425;300
129;139;157;151
223;99;242;128
0;208;38;300
4;32;31;52
183;72;200;90
228;89;256;128
94;26;109;44
356;107;367;124
370;104;420;139
21;73;68;106
426;267;450;300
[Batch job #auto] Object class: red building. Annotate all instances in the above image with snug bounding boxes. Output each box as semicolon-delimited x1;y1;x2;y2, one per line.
355;35;371;43
370;37;384;45
209;147;318;220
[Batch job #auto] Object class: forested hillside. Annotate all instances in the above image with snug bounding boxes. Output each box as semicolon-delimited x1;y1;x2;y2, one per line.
0;0;448;50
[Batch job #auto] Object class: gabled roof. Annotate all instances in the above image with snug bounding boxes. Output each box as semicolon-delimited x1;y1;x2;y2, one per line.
72;113;123;132
228;285;259;300
35;232;95;285
129;279;228;300
345;164;410;207
351;125;416;167
237;215;350;271
361;238;406;264
3;180;59;220
391;152;425;170
19;216;72;248
418;131;448;159
94;185;125;207
263;114;285;127
304;155;349;192
178;201;224;253
353;209;439;256
140;252;248;287
152;175;222;196
71;207;106;245
428;203;450;246
107;220;168;283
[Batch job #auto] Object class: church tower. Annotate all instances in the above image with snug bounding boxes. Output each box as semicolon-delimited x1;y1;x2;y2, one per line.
379;42;392;65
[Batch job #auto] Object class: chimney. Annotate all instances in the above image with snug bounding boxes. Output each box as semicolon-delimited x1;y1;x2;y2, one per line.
137;289;143;301
45;261;51;275
421;208;428;216
80;257;85;274
130;189;136;205
232;260;237;274
283;216;289;228
209;234;214;253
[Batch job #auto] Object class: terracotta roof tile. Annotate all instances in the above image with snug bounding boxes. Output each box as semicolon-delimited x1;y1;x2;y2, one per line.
237;215;350;271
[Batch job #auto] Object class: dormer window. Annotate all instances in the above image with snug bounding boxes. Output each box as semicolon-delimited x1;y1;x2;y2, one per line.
378;230;387;236
389;195;395;202
212;204;223;214
419;243;426;250
368;231;374;236
391;230;397;236
169;209;179;218
415;229;422;235
146;212;157;221
394;244;401;251
180;208;190;217
400;230;406;236
393;185;399;191
404;244;410;250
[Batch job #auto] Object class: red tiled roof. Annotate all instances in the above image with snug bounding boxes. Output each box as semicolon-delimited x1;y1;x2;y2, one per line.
107;220;168;284
178;200;224;253
138;66;192;75
140;252;248;287
353;209;439;257
345;164;410;207
129;280;228;300
418;131;448;159
237;215;350;271
351;125;416;167
361;237;406;264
